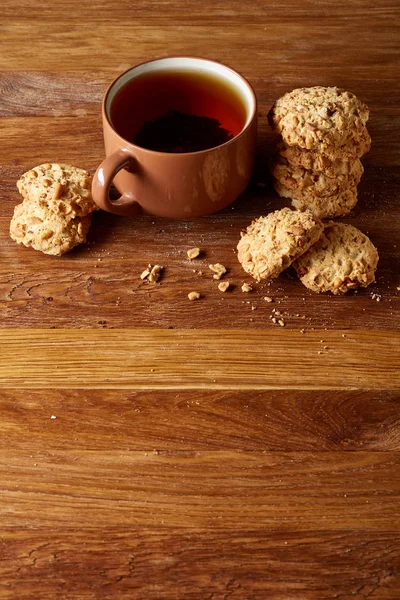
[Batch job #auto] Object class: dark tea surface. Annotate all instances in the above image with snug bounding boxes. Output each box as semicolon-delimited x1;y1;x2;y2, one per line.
110;69;246;152
134;110;233;153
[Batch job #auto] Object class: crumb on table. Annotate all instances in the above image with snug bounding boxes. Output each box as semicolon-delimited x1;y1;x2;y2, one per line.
188;291;201;301
209;263;227;280
218;281;230;292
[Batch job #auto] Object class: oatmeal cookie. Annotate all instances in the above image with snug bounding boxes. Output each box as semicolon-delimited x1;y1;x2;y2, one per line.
293;222;378;294
268;87;370;153
274;179;358;220
17;163;97;218
271;155;363;197
277;135;370;175
10;200;92;256
237;207;323;282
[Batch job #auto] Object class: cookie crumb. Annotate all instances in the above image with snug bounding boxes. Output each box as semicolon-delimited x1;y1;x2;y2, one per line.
140;268;150;280
149;264;163;283
278;319;285;327
188;291;201;301
50;415;57;420
187;247;201;260
264;296;273;303
241;283;252;293
218;281;230;292
209;263;227;279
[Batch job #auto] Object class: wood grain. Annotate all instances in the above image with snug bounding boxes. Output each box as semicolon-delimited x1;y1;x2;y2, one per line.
1;528;399;599
1;12;399;77
0;329;398;389
1;389;399;452
1;449;399;530
1;0;400;596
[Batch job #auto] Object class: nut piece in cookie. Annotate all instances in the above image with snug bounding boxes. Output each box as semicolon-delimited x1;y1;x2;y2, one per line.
237;207;323;282
268;86;370;153
274;179;358;220
293;222;379;295
17;163;97;217
10;201;92;256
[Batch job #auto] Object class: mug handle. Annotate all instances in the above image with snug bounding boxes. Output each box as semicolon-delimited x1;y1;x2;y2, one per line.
92;148;140;216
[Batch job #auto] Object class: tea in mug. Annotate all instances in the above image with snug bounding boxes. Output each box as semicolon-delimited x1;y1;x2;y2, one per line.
110;69;247;153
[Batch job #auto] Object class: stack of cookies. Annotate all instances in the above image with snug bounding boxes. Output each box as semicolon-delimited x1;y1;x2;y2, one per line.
10;163;98;256
268;86;371;219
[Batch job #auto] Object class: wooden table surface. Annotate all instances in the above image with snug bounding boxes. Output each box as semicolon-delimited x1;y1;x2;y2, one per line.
1;1;399;598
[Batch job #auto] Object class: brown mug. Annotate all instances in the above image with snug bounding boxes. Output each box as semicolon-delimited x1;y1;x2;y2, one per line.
92;57;257;218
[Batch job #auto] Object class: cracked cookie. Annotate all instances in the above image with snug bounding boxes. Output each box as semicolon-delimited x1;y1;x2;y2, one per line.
293;222;379;294
237;207;323;282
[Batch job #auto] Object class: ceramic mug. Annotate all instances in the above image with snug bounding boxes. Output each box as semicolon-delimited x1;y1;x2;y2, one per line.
92;57;257;218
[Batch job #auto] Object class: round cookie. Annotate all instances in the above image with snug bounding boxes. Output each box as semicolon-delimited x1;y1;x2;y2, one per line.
293;222;378;295
237;207;323;282
10;200;92;256
271;155;363;198
17;163;97;218
268;86;370;153
276;137;370;177
273;180;358;220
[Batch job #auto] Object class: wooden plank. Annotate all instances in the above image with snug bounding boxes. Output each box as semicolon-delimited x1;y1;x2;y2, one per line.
2;0;399;22
0;231;397;330
0;450;399;530
1;389;399;452
1;528;399;599
0;20;399;74
0;117;103;166
0;329;398;390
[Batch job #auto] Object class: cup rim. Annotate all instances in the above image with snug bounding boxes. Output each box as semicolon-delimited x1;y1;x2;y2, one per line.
102;55;257;157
